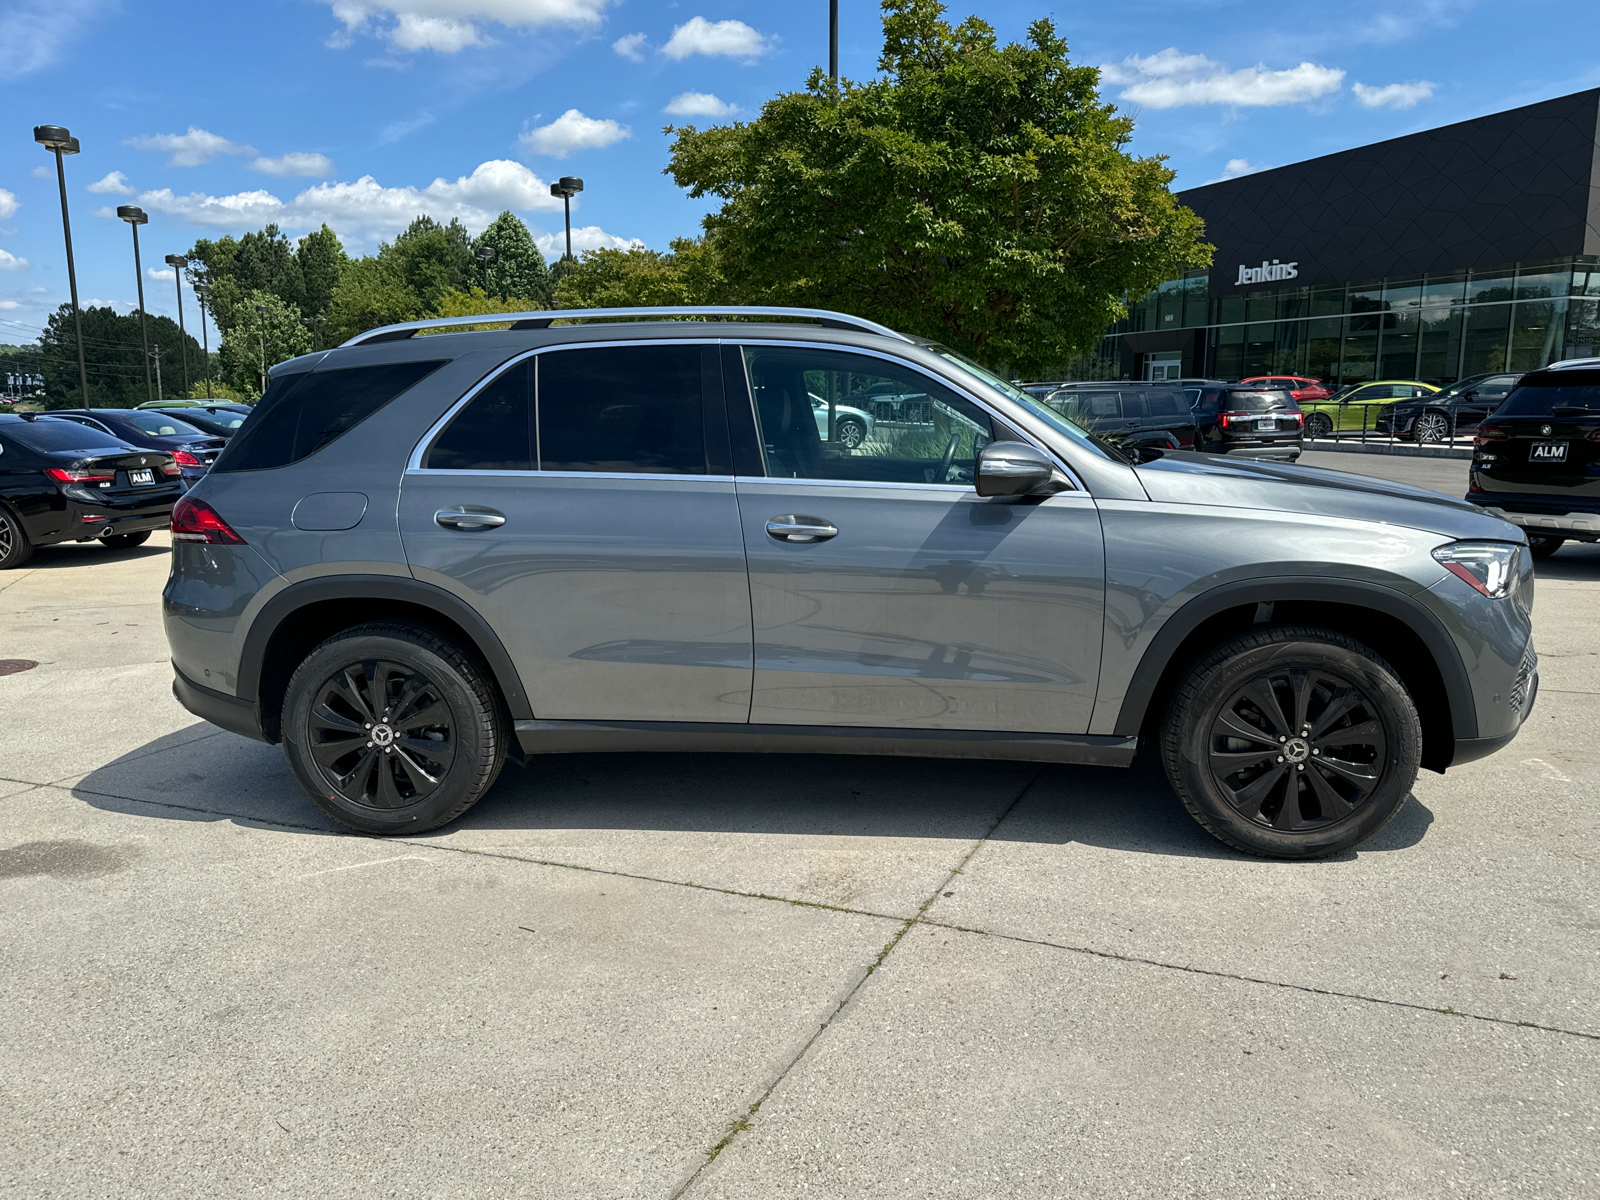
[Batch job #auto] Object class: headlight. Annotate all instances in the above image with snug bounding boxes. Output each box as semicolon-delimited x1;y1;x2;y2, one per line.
1432;541;1522;598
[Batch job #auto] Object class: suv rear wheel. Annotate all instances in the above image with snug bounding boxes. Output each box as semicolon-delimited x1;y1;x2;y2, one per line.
282;622;509;834
1526;533;1564;559
1161;626;1421;858
1304;413;1333;439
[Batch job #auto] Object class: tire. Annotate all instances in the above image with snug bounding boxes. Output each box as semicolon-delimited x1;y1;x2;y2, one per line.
1526;533;1564;560
0;505;34;570
282;622;509;835
837;419;866;449
1161;625;1421;859
1413;410;1451;444
99;531;151;550
1304;413;1333;439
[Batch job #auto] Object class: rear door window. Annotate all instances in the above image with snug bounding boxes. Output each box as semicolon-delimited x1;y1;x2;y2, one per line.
1118;392;1149;419
1144;390;1183;417
537;344;709;475
425;360;534;471
213;360;447;473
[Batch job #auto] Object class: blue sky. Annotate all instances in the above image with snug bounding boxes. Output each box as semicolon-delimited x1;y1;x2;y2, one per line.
3;0;1595;341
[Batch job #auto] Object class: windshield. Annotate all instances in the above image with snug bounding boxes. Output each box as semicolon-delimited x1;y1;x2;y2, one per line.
117;411;207;437
1324;384;1361;404
927;345;1131;464
1;417;130;454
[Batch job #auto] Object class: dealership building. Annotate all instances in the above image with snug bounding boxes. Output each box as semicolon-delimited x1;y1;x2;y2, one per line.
1087;88;1600;384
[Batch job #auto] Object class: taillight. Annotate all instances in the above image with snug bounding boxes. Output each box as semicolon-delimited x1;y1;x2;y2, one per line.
1216;411;1251;429
1291;412;1305;426
45;467;115;484
171;449;202;467
1474;426;1508;445
171;496;245;544
1586;429;1600;443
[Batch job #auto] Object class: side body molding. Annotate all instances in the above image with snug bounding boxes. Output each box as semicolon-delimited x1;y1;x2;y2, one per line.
236;574;534;720
1110;577;1478;741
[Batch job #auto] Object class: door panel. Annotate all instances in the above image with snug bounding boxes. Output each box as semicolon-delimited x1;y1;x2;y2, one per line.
401;472;752;721
737;480;1105;732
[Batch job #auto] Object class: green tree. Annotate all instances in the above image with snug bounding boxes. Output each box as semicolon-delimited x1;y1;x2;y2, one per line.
380;215;474;312
326;255;423;344
553;236;734;309
296;224;349;320
666;0;1210;374
37;304;202;407
471;212;554;307
210;288;312;399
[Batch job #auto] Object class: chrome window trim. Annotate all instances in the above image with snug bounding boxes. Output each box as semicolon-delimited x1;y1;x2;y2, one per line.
404;468;736;483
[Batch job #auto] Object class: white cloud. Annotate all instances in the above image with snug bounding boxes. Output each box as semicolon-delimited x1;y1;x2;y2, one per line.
250;152;336;177
86;171;134;195
664;92;738;118
0;249;30;272
0;189;18;219
1352;80;1435;110
535;226;643;258
0;300;20;309
125;127;255;167
612;32;647;61
661;16;770;61
519;110;630;158
1204;158;1272;185
31;166;53;179
324;0;608;52
133;160;564;243
2;0;105;75
147;267;176;281
1100;49;1344;108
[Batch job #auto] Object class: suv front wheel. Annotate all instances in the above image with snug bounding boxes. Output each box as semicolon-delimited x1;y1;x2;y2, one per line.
282;622;509;834
1161;626;1421;858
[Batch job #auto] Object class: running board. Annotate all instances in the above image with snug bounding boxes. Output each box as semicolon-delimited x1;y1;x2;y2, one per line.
512;720;1138;767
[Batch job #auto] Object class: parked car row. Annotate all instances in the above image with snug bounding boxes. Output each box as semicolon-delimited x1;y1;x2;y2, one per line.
1039;381;1306;461
0;403;251;568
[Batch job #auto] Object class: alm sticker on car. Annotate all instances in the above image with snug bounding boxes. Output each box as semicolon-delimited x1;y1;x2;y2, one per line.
1528;442;1568;463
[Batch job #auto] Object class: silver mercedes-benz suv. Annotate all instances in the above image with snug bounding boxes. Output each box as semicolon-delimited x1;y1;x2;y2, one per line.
163;306;1538;858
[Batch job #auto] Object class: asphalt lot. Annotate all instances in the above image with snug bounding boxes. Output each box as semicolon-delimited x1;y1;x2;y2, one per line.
3;450;1597;1199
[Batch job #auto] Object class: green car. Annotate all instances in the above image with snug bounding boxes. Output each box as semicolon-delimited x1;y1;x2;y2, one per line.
1301;380;1438;438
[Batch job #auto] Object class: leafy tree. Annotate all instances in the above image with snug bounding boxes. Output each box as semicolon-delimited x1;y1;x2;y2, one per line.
37;304;201;407
183;378;250;402
209;288;312;399
666;0;1210;374
553;237;734;309
327;256;423;344
435;287;547;317
471;212;554;307
296;224;349;320
381;216;474;313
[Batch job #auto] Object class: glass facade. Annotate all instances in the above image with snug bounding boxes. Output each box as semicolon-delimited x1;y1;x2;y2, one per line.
1078;257;1600;383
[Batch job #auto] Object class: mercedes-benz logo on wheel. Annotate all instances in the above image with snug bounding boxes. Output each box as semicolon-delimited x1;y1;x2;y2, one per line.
1283;737;1311;763
370;723;395;747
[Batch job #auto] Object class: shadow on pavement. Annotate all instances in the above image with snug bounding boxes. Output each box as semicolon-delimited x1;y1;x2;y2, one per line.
70;725;1435;862
1534;541;1600;581
20;542;169;570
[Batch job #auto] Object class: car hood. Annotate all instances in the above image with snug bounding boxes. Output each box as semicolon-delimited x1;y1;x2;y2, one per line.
1132;451;1519;540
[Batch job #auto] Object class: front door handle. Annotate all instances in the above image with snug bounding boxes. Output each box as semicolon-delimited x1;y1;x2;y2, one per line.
766;515;837;543
435;505;506;531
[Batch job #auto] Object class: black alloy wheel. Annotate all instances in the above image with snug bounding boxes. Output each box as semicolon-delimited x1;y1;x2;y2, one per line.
837;419;866;449
282;622;508;834
1162;626;1421;858
1526;533;1565;559
0;506;34;570
1304;413;1333;439
1413;410;1451;444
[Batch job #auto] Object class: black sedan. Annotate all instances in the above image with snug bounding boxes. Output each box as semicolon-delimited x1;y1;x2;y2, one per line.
0;413;182;568
143;404;251;440
1375;372;1521;443
49;408;227;487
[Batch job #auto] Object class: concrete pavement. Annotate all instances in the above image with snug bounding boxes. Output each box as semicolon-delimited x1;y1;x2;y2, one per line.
2;453;1596;1199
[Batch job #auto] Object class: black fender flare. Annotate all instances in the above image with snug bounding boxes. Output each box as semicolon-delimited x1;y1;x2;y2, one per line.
237;574;534;720
1111;577;1477;740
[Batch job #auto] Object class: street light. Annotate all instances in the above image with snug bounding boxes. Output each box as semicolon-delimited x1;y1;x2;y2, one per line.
164;254;190;397
548;176;583;262
192;280;213;399
254;303;268;396
32;125;90;406
301;314;327;351
116;205;153;403
830;0;839;83
474;243;498;299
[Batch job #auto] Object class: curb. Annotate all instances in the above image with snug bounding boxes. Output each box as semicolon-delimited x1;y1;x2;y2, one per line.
1302;442;1473;460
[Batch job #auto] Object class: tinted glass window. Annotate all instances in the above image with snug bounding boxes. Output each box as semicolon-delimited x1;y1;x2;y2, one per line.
538;345;707;474
1496;372;1600;415
120;411;206;437
0;418;129;454
426;360;533;470
743;346;992;484
1145;390;1183;416
1224;389;1295;413
1119;392;1148;418
214;360;445;473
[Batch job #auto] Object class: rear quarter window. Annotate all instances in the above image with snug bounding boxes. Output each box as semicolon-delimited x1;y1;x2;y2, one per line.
213;360;447;473
1494;371;1600;416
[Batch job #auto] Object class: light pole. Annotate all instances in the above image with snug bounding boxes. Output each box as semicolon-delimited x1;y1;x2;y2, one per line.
548;176;583;262
32;126;90;406
164;254;191;395
255;303;268;397
192;281;213;400
475;243;497;299
116;205;153;403
830;0;838;82
301;315;327;350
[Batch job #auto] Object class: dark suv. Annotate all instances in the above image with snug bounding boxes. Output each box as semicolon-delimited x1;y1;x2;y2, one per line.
1466;362;1600;557
164;306;1536;860
1041;383;1199;451
0;413;181;567
1185;383;1305;461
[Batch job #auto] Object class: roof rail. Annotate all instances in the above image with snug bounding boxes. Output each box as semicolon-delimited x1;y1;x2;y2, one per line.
339;305;913;348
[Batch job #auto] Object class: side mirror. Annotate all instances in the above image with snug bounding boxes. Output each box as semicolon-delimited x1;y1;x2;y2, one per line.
975;441;1058;497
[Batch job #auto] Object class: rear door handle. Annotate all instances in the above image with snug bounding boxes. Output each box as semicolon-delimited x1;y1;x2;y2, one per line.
766;515;838;543
435;506;506;531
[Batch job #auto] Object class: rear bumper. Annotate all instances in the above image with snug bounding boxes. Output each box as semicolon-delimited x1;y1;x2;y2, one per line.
1215;439;1302;459
34;505;174;547
172;666;270;743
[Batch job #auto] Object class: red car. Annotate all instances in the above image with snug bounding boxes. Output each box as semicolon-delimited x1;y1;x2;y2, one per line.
1240;375;1331;403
